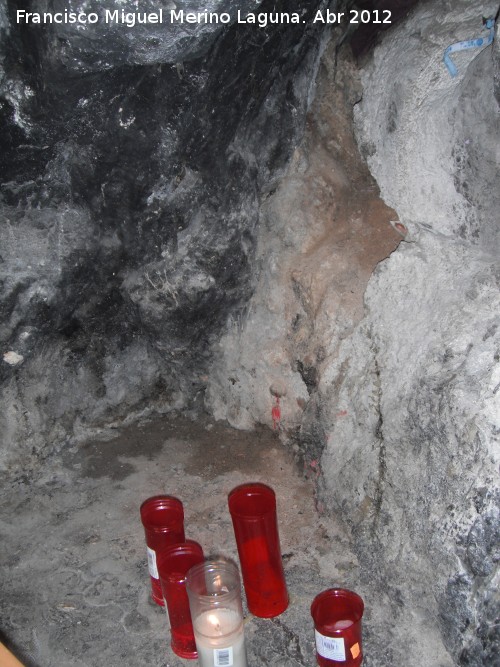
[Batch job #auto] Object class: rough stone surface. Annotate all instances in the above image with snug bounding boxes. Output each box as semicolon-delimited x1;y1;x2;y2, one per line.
354;0;500;250
208;1;500;665
318;234;499;666
0;414;358;667
0;0;334;472
492;16;500;105
318;1;500;665
2;0;500;664
19;0;265;72
206;39;401;438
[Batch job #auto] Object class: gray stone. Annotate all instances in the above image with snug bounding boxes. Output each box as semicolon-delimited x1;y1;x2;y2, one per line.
318;233;499;666
206;39;401;435
493;20;500;106
23;0;266;71
319;1;500;663
2;0;499;664
466;504;500;577
0;0;331;473
207;1;500;664
0;414;356;667
353;0;500;249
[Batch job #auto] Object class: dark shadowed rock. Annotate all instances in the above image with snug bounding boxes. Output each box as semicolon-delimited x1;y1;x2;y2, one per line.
0;0;334;470
494;19;500;106
14;0;266;71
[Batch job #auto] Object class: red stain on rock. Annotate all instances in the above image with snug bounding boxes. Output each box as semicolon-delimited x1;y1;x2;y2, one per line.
272;396;281;430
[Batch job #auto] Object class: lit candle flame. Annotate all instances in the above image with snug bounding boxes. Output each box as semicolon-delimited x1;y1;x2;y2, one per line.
207;613;221;633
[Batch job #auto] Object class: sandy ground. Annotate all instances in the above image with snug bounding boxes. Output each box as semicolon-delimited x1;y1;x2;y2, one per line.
0;414;360;667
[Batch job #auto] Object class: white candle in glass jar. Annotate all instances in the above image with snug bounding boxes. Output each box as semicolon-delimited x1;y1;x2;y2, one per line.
193;608;247;667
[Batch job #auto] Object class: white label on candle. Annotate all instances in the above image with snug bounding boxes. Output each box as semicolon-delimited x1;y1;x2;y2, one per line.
147;546;159;579
214;647;233;666
315;630;346;661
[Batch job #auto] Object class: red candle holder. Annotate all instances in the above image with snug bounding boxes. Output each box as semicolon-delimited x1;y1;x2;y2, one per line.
140;495;185;606
158;540;205;659
228;483;289;618
311;589;364;666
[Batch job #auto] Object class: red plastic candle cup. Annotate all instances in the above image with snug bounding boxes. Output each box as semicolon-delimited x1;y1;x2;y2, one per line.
311;589;364;666
158;540;205;659
140;495;185;606
228;483;289;618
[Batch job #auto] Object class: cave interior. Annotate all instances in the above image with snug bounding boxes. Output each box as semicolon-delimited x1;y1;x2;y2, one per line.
1;1;499;666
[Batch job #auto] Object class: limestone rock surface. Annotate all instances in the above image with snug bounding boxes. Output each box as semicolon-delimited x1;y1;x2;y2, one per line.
17;0;265;71
0;0;332;471
318;1;500;664
318;234;499;666
206;40;401;436
354;0;500;249
208;1;500;665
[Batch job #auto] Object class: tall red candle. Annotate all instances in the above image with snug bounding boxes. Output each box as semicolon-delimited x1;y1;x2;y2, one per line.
228;483;288;618
140;495;185;605
158;540;204;659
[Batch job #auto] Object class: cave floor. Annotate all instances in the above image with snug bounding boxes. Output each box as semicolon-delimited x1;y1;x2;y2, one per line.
0;414;361;667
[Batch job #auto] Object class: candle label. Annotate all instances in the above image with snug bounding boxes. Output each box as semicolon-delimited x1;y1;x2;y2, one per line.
147;546;159;579
350;642;361;659
315;630;346;661
214;646;233;666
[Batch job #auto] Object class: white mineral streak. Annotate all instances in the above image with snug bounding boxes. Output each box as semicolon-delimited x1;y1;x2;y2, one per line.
3;351;24;366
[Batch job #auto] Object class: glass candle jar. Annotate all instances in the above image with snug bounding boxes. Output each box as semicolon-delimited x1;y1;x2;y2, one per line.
140;495;185;605
186;559;248;667
158;540;205;659
228;483;289;618
311;589;364;666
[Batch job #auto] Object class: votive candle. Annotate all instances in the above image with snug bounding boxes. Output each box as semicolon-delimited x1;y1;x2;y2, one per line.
187;559;248;667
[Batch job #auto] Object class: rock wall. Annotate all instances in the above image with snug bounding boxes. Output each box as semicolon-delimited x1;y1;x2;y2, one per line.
0;0;335;472
206;40;401;438
2;0;498;662
208;1;499;665
343;4;499;663
26;0;261;71
322;3;500;666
